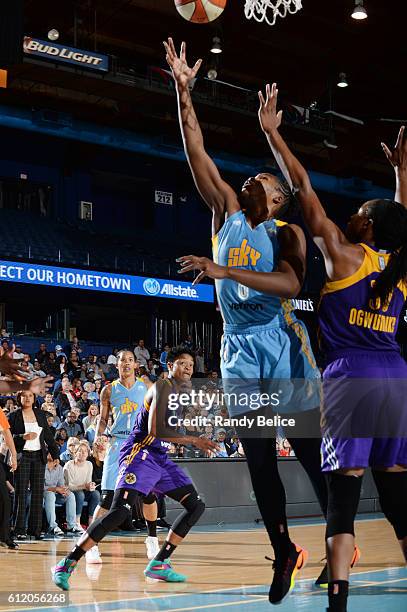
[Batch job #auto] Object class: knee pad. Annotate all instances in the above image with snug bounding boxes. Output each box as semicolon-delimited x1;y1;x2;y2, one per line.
142;492;157;505
88;489;132;542
372;470;407;540
99;489;114;510
325;473;362;539
170;487;205;538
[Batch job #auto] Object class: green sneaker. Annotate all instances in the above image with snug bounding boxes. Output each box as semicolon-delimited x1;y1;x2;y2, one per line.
52;557;77;590
144;559;186;582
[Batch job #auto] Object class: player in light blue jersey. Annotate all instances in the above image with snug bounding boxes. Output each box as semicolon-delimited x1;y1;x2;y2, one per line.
164;38;335;604
85;350;158;563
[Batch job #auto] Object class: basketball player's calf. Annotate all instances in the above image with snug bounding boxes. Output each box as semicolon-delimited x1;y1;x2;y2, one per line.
325;464;407;611
372;465;407;563
144;484;205;582
52;485;204;589
85;489;159;563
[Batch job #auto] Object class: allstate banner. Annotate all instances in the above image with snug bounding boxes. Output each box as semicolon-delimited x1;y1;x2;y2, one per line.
0;260;214;303
23;37;109;72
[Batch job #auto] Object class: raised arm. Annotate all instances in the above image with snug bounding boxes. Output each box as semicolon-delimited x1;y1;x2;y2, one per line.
382;125;407;207
257;84;356;277
164;38;239;235
177;223;306;298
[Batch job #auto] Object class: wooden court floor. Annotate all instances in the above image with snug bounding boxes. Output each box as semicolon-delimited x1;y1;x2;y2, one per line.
0;516;405;611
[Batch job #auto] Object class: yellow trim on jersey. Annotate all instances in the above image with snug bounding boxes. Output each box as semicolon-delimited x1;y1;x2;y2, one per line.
280;298;316;369
125;434;154;465
212;233;219;264
321;243;407;298
321;244;385;295
275;220;288;227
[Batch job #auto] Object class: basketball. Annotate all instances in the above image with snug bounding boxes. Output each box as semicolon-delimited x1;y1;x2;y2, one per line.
174;0;227;24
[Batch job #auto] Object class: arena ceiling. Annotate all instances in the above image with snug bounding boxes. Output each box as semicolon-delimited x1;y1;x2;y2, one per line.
3;0;406;187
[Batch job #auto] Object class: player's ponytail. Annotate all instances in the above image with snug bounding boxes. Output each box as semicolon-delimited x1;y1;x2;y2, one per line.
370;199;407;306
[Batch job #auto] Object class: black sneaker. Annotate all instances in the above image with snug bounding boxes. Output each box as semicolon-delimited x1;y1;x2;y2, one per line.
157;519;171;530
269;542;308;605
315;562;328;587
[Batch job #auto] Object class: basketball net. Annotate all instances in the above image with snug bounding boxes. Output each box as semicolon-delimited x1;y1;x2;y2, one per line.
244;0;303;26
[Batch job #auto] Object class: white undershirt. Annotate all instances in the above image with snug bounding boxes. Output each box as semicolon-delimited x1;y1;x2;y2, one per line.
23;422;43;451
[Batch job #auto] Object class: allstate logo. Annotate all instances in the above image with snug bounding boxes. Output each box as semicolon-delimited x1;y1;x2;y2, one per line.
143;278;160;296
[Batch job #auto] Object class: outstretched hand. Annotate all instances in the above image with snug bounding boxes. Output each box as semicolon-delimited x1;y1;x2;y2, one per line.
177;255;227;285
381;125;407;171
25;375;54;395
163;37;202;88
258;83;283;134
0;344;24;379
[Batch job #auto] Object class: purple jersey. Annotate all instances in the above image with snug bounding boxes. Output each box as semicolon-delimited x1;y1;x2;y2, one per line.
119;380;173;466
318;243;407;358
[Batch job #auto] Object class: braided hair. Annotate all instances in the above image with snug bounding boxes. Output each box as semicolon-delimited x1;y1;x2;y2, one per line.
369;199;407;306
275;179;298;220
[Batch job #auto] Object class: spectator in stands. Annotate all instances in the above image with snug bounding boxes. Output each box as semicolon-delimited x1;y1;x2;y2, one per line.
35;343;49;364
194;348;205;377
151;351;161;369
83;381;98;403
33;360;46;378
63;442;100;530
107;348;118;366
68;351;82;378
66;336;83;356
13;345;24;360
60;437;80;464
89;435;107;491
146;359;159;380
54;377;77;416
83;404;99;444
209;370;222;389
98;355;110;378
134;339;150;366
44;351;59;377
79;363;88;383
57;411;83;439
86;355;103;379
1;339;10;356
213;429;234;458
76;390;90;415
0;328;10;340
71;378;83;400
55;345;67;360
159;344;170;372
22;353;34;371
55;428;68;453
94;377;103;399
45;412;57;437
57;355;69;377
19;361;35;381
41;398;60;427
201;423;214;440
8;389;60;539
43;453;78;536
182;334;194;351
230;440;245;458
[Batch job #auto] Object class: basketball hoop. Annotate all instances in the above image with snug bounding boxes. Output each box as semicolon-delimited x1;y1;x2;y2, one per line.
244;0;303;26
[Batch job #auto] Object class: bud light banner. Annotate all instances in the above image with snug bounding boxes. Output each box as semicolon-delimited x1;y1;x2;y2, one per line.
23;37;109;72
0;260;214;303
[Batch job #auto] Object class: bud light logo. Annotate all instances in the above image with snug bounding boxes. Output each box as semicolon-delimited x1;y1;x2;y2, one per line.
143;278;160;296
